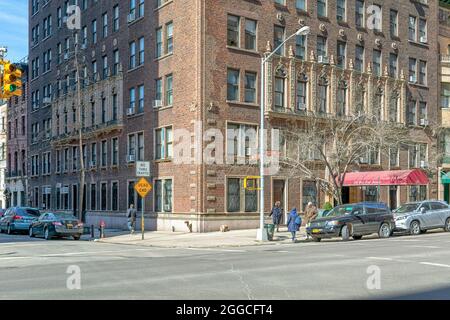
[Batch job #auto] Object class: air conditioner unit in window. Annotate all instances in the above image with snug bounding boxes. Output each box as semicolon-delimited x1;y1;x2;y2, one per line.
127;108;135;116
153;100;163;108
81;43;87;50
43;97;52;105
359;156;368;164
64;53;69;60
127;13;136;23
419;36;427;43
409;76;417;83
318;56;329;64
420;160;428;168
127;154;136;163
89;161;96;169
420;118;429;126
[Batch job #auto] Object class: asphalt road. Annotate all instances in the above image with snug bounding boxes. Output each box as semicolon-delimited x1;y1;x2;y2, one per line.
1;230;450;299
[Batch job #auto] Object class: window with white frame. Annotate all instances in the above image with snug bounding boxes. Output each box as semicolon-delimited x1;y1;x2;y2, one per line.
226;123;258;165
155;127;173;160
154;179;173;212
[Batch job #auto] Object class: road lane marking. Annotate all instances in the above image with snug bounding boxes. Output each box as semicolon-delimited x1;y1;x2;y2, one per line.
409;245;441;249
419;262;450;268
186;248;246;253
366;257;394;261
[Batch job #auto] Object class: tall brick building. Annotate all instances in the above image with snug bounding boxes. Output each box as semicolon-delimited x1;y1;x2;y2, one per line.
28;0;439;232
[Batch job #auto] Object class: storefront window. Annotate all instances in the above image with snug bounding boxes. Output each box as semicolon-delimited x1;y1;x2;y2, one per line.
302;181;317;211
409;185;427;202
364;186;378;202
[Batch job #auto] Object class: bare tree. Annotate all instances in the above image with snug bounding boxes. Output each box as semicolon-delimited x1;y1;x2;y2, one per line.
278;113;421;205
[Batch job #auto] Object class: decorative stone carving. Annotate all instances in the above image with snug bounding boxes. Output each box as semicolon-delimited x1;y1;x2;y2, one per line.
391;42;398;50
329;55;335;66
319;24;327;32
309;50;316;62
266;41;272;53
375;38;382;47
288;46;294;58
357;33;364;42
339;29;345;38
298;18;305;26
276;13;285;23
349;59;354;70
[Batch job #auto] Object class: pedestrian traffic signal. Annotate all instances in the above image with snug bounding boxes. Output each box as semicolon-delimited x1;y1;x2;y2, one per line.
2;62;22;97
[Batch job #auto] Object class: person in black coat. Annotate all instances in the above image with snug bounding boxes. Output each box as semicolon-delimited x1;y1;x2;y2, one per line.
269;201;283;232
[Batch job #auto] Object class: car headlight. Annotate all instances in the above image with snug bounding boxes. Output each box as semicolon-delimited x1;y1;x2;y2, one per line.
326;220;339;227
395;216;407;221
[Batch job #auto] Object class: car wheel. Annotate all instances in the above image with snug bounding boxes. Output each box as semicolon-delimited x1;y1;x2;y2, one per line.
445;218;450;232
312;237;321;242
378;223;391;239
73;235;81;241
44;227;51;240
410;221;421;236
353;235;363;240
6;224;12;235
341;225;350;241
29;227;35;238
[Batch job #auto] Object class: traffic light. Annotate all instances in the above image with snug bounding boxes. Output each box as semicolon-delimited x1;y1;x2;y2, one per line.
2;62;22;97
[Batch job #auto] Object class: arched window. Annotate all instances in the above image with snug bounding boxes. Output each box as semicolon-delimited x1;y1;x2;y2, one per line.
296;73;308;111
337;80;348;117
390;90;399;122
374;87;384;120
274;66;287;110
355;82;366;116
318;76;328;114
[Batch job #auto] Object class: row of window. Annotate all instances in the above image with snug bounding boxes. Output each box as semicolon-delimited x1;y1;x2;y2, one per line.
34;178;173;213
30;127;173;177
274;0;427;41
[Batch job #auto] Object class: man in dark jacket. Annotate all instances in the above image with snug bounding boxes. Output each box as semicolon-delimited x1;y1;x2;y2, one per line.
269;201;283;232
127;204;137;234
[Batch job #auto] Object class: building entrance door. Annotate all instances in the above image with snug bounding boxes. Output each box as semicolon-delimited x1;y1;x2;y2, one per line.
445;184;450;204
389;186;398;210
273;179;286;224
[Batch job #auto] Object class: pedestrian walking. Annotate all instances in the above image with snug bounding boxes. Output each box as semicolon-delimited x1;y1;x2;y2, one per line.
304;202;318;240
269;201;283;232
127;204;137;234
286;208;302;243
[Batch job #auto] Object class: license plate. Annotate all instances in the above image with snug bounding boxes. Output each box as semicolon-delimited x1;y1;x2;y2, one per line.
66;224;73;229
312;229;321;234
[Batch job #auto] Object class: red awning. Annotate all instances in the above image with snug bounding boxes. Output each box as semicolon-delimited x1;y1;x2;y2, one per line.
340;169;429;187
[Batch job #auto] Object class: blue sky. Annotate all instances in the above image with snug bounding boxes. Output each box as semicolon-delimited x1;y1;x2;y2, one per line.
0;0;28;62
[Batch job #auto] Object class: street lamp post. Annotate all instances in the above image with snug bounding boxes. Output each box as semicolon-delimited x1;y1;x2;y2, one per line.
256;26;311;241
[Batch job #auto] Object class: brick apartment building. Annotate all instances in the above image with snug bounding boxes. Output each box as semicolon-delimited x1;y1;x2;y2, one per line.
28;0;439;232
5;62;29;208
438;0;450;202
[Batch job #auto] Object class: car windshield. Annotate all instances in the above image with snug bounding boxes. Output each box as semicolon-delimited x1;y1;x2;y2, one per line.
20;209;40;217
394;204;419;214
326;205;357;217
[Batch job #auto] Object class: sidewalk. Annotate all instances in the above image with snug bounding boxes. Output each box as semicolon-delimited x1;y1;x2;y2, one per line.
97;227;308;248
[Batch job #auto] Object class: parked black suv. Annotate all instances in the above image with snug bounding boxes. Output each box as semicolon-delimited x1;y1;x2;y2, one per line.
306;202;394;242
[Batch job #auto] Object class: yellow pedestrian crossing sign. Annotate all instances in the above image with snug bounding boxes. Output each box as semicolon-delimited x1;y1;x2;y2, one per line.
135;177;152;198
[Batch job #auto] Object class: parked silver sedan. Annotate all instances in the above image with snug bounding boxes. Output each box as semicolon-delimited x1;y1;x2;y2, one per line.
393;201;450;235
